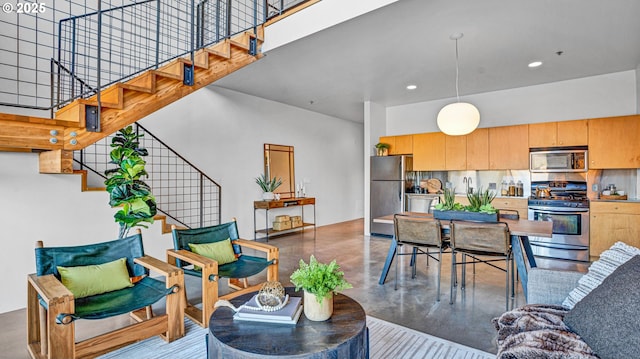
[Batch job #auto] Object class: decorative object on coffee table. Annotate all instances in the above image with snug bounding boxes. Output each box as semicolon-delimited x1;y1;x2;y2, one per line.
290;255;352;321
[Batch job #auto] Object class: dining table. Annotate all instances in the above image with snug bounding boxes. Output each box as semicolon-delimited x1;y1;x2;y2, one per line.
373;212;553;299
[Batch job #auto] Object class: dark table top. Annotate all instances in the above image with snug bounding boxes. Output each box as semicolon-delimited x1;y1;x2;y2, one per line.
209;287;367;357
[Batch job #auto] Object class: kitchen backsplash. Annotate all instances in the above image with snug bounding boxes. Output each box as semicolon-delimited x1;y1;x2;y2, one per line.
596;169;638;199
406;168;639;200
447;170;531;197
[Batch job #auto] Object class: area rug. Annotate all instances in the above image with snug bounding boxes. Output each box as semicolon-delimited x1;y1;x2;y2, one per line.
98;316;494;359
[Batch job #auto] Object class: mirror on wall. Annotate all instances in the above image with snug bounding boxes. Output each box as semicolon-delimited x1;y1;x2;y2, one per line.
264;144;295;199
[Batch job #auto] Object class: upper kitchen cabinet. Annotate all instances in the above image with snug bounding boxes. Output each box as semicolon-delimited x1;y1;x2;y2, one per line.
466;128;489;170
393;135;413;155
379;135;413;155
445;135;467;170
588;115;640;169
528;120;588;148
413;132;446;170
489;124;529;170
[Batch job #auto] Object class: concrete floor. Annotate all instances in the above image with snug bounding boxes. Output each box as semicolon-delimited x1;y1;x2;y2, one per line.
2;218;571;358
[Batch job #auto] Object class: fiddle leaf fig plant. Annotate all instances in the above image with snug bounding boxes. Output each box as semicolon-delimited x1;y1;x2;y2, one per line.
104;126;157;238
290;255;352;304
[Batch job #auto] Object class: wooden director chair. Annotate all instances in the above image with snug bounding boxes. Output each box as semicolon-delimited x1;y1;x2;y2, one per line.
27;231;185;359
168;219;279;327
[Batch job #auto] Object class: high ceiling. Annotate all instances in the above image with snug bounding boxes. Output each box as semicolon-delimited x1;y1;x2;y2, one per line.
213;0;640;123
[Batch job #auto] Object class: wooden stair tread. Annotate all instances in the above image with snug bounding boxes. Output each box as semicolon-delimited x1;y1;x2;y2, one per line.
206;39;231;59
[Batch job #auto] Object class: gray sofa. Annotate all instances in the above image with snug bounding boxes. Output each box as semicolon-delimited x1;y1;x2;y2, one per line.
493;249;640;359
526;267;583;305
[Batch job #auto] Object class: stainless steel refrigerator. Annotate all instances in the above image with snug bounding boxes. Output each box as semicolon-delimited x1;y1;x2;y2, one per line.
370;155;412;236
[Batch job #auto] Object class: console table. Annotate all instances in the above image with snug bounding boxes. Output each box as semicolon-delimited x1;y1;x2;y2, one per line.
208;287;368;359
253;197;316;241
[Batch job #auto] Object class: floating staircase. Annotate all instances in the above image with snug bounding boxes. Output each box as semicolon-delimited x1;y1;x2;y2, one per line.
0;26;264;173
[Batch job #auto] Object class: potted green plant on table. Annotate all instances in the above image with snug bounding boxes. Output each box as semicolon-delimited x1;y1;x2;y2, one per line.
374;142;390;156
255;173;282;201
433;187;498;222
290;255;352;321
104;126;157;238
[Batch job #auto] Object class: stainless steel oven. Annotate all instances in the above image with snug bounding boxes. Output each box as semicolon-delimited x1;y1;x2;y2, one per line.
527;205;590;262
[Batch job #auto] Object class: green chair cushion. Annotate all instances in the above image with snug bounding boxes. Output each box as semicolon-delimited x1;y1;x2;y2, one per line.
189;238;238;266
57;257;133;298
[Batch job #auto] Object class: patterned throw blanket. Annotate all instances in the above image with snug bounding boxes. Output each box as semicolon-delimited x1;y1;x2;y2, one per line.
492;304;599;359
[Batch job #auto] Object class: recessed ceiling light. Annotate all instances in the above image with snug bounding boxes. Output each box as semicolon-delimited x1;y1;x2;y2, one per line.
528;61;543;68
406;85;417;90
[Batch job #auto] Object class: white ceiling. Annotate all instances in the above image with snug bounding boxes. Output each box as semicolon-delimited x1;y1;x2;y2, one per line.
213;0;640;123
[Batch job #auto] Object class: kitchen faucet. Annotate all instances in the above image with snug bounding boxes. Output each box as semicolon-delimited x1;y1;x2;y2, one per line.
463;176;472;194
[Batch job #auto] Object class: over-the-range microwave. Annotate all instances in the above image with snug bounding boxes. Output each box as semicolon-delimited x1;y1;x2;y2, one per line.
530;148;588;172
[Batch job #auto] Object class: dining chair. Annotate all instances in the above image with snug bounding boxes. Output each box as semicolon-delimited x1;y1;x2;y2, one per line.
449;220;513;311
393;214;449;300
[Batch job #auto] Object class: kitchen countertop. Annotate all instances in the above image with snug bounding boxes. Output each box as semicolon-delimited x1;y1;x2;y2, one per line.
590;198;640;203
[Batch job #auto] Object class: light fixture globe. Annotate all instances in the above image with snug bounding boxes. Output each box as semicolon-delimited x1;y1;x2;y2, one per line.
436;32;480;136
437;102;480;136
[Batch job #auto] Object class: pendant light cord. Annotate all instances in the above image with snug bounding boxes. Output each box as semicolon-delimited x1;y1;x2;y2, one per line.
455;38;460;103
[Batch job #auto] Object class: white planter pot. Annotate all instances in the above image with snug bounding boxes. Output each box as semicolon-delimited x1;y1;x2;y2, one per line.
303;290;333;321
262;192;275;201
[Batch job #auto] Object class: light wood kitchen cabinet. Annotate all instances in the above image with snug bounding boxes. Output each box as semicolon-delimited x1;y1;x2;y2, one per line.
590;201;640;257
588;115;640;169
393;135;413;155
492;197;528;219
528;120;588;148
413;132;445;170
379;135;413;155
445;135;467;170
378;136;395;155
466;128;489;170
488;124;529;170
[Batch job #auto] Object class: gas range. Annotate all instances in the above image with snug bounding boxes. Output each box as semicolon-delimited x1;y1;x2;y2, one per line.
527;178;590;262
528;197;589;209
528;180;589;209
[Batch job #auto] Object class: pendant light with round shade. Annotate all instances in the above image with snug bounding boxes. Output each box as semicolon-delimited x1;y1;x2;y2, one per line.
437;33;480;136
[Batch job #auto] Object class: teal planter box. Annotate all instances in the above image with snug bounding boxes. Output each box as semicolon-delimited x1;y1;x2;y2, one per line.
432;210;498;222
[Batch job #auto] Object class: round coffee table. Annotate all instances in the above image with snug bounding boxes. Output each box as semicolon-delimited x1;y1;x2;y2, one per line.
208;287;368;359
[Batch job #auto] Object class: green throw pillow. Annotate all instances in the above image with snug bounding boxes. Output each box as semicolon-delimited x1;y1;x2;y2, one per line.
57;257;133;298
189;238;238;268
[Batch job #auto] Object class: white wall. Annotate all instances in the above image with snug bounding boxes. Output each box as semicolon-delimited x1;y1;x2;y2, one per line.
0;152;170;313
0;87;363;314
138;86;364;239
636;65;640;113
363;101;386;235
263;0;400;52
385;70;638;135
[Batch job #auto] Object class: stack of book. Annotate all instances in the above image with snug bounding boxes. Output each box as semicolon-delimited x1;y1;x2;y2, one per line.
234;295;303;324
